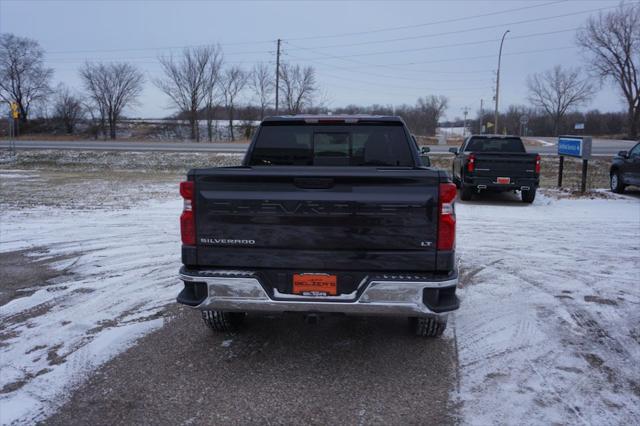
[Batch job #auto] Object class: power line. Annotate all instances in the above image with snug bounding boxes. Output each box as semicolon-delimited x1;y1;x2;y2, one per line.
284;27;580;81
43;1;618;58
285;27;579;62
39;2;625;72
285;50;486;84
384;45;576;67
318;79;493;102
287;52;493;84
45;49;274;62
304;45;575;70
286;20;582;52
317;70;492;92
276;3;624;78
285;1;567;41
47;40;275;55
43;2;562;56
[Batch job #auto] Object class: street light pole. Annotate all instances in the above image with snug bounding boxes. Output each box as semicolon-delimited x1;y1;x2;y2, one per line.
275;38;281;114
479;98;484;134
494;30;510;134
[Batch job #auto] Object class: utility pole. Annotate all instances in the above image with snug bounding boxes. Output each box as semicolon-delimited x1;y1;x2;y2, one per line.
479;99;484;134
494;30;510;134
275;38;281;115
461;106;470;137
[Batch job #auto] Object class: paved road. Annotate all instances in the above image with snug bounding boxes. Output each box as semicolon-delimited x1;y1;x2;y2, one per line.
0;139;249;153
1;137;636;155
45;306;458;425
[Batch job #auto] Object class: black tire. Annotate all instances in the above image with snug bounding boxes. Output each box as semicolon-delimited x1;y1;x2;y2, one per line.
460;185;474;201
202;310;246;332
521;187;536;203
610;170;625;194
411;317;447;337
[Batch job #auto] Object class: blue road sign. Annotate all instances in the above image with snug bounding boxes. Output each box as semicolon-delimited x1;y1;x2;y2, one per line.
558;137;582;156
558;136;591;158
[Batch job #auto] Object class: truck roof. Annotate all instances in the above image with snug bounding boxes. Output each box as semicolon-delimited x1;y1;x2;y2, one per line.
262;115;405;124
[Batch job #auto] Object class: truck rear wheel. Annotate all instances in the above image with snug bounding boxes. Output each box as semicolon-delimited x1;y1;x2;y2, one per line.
411;317;447;337
202;310;246;332
521;188;536;203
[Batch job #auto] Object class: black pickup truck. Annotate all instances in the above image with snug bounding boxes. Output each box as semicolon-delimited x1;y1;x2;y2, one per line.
177;115;459;337
450;135;540;203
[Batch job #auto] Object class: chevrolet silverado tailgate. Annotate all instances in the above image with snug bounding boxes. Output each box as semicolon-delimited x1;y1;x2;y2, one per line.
474;153;538;178
190;166;440;271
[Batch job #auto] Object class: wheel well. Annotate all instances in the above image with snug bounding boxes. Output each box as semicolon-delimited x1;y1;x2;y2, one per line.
609;166;618;175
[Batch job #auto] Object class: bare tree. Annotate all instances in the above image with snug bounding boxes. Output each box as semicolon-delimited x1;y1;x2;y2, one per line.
203;47;224;142
53;84;84;134
0;33;53;123
250;62;274;119
279;63;317;114
416;95;448;135
156;46;220;141
80;62;144;140
577;2;640;138
221;66;248;141
527;65;595;135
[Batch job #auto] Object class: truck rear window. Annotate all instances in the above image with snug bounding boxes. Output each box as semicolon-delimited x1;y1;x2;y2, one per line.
249;124;414;166
465;137;525;153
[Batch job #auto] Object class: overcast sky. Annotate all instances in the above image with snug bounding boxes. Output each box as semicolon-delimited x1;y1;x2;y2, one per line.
0;0;628;120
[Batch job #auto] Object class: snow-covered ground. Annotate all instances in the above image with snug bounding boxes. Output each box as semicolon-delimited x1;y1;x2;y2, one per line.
1;167;639;425
0;173;182;424
453;193;640;425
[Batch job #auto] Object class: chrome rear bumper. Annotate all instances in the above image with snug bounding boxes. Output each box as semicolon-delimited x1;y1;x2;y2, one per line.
179;270;459;317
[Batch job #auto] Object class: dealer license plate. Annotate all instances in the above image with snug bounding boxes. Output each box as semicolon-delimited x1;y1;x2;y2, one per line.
292;273;337;296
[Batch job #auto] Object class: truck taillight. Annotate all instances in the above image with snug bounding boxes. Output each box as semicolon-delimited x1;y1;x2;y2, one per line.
467;154;476;173
535;154;541;174
180;181;195;245
437;183;457;251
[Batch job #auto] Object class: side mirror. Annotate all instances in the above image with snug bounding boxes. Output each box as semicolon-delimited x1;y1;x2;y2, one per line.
420;146;430;154
421;155;431;167
618;150;628;158
449;147;458;154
